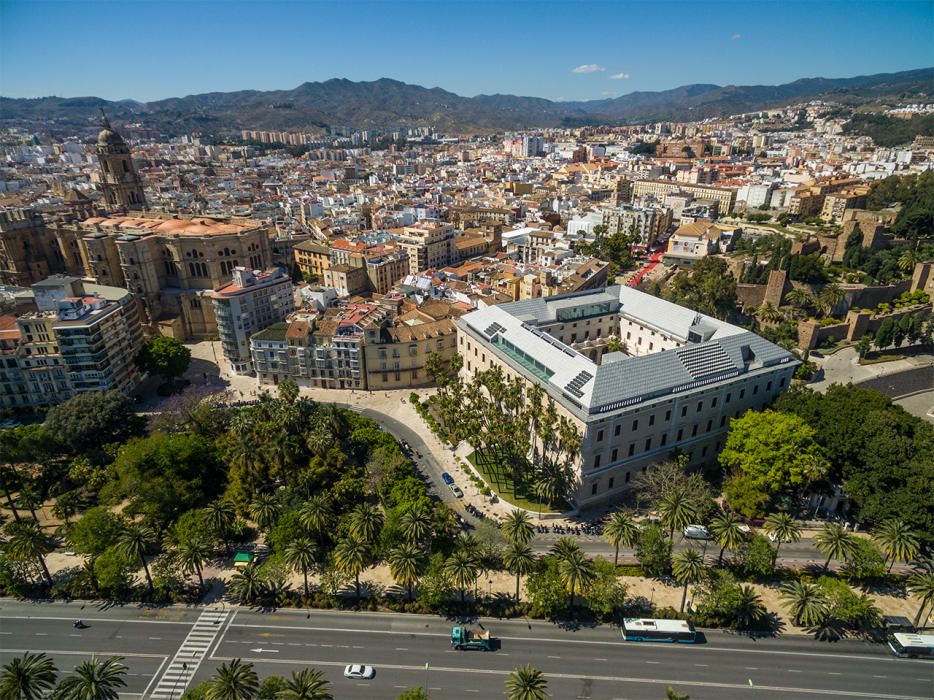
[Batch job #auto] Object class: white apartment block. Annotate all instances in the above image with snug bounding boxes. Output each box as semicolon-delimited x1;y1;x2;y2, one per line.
455;286;797;508
210;267;294;375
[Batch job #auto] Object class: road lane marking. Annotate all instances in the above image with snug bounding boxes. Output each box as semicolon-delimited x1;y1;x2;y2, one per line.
209;655;932;699
694;664;709;667
0;649;164;658
149;607;230;699
228;622;912;663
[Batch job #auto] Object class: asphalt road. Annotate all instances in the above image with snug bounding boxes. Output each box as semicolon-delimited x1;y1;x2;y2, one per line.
1;601;931;700
347;404;833;567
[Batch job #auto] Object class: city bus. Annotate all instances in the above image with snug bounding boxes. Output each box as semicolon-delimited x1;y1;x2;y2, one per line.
622;618;697;643
888;632;934;659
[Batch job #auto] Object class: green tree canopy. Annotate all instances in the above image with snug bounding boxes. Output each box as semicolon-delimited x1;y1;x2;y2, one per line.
720;409;827;500
135;337;192;382
662;257;738;320
44;391;143;455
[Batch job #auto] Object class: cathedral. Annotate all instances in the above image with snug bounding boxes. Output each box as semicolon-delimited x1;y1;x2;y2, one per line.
95;111;147;212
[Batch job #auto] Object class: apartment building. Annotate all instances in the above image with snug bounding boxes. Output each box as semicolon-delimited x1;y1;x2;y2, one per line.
0;276;143;408
820;188;869;223
455;285;797;507
632;179;736;214
293;240;332;280
363;317;458;389
789;177;863;217
210;267;294;375
664;220;741;265
601;204;672;248
392;223;456;275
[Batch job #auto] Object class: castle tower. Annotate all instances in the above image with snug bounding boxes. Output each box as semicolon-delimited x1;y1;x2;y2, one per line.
96;111;147;212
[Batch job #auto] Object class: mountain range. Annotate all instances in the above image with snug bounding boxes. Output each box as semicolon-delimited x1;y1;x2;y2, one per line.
2;68;932;135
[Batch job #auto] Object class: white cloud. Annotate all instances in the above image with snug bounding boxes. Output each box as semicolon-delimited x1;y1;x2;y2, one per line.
609;72;630;80
731;32;742;40
572;64;606;74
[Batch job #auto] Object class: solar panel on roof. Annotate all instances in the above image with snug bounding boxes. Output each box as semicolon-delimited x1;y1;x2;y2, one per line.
565;370;593;398
483;322;506;338
676;343;735;380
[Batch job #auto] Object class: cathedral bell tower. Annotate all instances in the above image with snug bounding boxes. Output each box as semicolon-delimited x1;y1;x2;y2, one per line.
96;110;147;212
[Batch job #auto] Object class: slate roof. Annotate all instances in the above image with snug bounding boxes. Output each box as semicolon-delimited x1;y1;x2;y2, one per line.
457;285;796;417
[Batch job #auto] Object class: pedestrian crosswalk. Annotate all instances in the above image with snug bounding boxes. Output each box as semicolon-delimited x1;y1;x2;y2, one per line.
148;607;230;699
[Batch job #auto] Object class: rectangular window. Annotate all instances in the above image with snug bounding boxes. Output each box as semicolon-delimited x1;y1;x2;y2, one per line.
720;416;727;428
665;409;671;421
706;420;712;432
592;482;598;495
740;388;745;399
649;414;655;427
593;454;601;468
608;477;615;489
697;401;703;412
645;438;652;451
753;384;759;395
726;392;732;403
614;424;621;437
625;471;631;483
632;419;639;431
681;406;687;417
712;397;718;407
611;448;618;461
628;443;635;456
780;377;786;387
597;429;604;442
702;446;708;457
661;433;668;446
676;428;683;441
692;424;698;437
767;381;772;391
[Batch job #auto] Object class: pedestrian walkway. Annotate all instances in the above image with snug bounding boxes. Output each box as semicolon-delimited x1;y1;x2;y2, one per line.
148;607;231;699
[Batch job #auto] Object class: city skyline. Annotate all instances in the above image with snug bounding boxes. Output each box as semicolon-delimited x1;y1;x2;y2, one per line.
1;0;932;102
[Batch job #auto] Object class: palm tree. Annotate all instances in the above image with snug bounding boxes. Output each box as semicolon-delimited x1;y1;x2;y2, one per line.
275;668;333;699
814;523;857;570
284;537;318;597
657;490;700;540
388;543;423;601
898;250;919;274
5;519;54;586
603;510;639;567
505;664;548;700
53;655;127;700
204;500;236;555
444;548;479;603
503;542;535;602
229;562;264;605
550;537;581;562
817;284;844;317
349;503;383;545
557;547;596;609
117;524;156;594
763;512;801;563
399;507;432;547
873;519;920;573
709;511;747;566
755;302;783;325
501;510;534;547
205;659;259;700
298;494;332;538
176;537;212;590
333;538;368;600
780;581;828;627
785;288;815;315
733;585;767;630
0;651;57;700
672;548;705;613
248;493;281;533
908;561;934;629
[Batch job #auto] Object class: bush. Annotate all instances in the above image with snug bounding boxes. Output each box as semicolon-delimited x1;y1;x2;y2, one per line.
817;576;882;632
841;538;886;585
735;534;776;580
635;524;672;577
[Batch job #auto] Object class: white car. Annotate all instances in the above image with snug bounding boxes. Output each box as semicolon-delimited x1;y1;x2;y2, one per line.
683;524;712;540
343;664;375;680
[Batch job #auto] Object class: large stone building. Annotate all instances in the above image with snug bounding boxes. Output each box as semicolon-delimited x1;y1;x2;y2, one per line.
0;276;144;408
455;286;797;508
210;267;294;375
47;213;273;339
632;179;736;215
94;113;147;212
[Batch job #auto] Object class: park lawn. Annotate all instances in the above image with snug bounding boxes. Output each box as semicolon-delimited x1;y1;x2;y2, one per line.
466;452;568;515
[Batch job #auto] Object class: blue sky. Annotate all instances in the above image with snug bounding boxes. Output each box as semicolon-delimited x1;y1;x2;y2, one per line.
1;0;932;102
